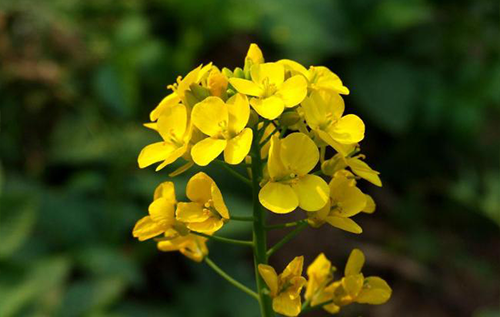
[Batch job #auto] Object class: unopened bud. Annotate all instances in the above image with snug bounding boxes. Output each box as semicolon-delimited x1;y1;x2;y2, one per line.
278;110;301;126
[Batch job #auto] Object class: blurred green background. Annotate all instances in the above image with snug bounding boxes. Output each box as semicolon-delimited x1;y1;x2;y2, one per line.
1;0;499;316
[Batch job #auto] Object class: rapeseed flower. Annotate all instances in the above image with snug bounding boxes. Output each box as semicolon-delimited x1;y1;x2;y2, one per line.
157;234;208;262
132;181;177;241
258;256;307;316
190;93;253;166
138;104;191;171
229;62;307;120
322;153;382;187
175;172;229;233
302;90;365;154
307;171;367;234
259;133;329;214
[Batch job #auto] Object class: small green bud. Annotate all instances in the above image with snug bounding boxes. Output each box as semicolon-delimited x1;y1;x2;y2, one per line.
278;110;301;126
233;67;245;79
247;110;259;127
222;67;234;78
190;83;211;101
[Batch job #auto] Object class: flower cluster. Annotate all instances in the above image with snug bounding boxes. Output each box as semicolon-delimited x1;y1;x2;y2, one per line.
258;249;391;316
133;43;390;316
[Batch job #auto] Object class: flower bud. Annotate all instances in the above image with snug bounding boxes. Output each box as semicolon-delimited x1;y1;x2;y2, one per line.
189;83;211;101
278;110;301;126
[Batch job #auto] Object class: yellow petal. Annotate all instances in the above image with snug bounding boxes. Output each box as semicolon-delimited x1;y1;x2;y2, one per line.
157;103;188;141
301;93;327;130
186;172;215;204
175;202;209;223
282;256;304;280
153;181;176;202
224;128;253;165
150;93;181;121
277;75;307;108
342;273;364;297
310;66;349;95
250;96;285;120
325;216;363;234
362;194;376;214
229;78;262;97
187;217;224;233
277;59;309;77
258;264;279;297
357;276;392;304
227;93;250;135
259;182;298;214
345;249;365;276
211;182;229;219
246;43;264;65
347;158;382;187
329;114;365;144
191;138;227;166
138;142;176;169
280;133;319;176
305;253;332;300
191;96;228;137
148;197;175;225
143;122;157;130
267;135;288;180
251;63;284;86
154;145;188;171
330;182;366;217
207;69;228;98
132;216;164;241
272;293;302;317
316;129;356;156
291;174;329;212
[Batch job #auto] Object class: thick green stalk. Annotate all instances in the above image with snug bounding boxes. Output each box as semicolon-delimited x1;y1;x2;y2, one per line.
250;132;275;317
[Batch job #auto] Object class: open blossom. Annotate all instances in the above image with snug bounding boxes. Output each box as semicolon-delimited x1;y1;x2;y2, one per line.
157;234;208;263
259;133;329;214
322;153;382;187
278;59;350;95
307;170;371;234
132;181;177;241
305;253;334;304
302;90;365;155
258;256;307;316
175;172;230;233
191;93;253;166
229;62;307;120
138;103;191;171
311;249;392;314
149;63;213;121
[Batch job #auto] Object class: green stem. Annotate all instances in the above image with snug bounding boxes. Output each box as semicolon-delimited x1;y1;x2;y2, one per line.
215;160;252;187
191;231;253;247
250;130;275;317
265;220;306;230
266;223;308;258
230;215;255;222
205;257;259;301
259;125;279;147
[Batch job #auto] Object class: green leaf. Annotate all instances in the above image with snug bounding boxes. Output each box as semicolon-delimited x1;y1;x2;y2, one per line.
0;196;37;259
0;257;70;317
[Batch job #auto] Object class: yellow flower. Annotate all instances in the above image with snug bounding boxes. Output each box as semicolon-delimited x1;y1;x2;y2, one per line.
278;59;349;95
132;181;177;241
190;94;253;166
335;249;392;306
305;253;334;303
244;43;265;70
259;133;329;214
207;68;228;98
302;90;365;155
138;103;191;171
307;171;367;234
229;62;307;120
175;172;229;233
157;234;208;262
258;256;307;317
149;63;213;121
322;153;382;187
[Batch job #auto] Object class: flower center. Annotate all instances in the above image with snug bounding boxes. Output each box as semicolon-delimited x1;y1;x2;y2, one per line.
261;78;278;98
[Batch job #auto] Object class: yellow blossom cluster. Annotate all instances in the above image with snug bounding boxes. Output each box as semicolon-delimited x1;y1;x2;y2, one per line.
258;249;391;316
133;43;391;316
